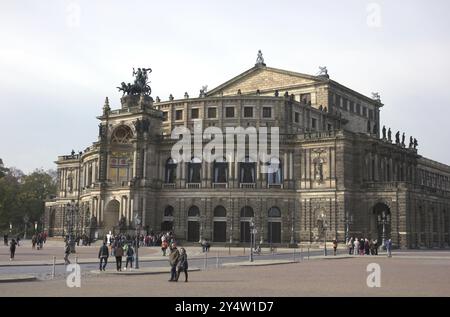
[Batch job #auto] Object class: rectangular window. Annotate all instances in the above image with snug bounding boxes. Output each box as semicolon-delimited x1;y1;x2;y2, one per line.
207;107;217;118
294;112;300;123
175;109;183;120
356;104;361;115
350;101;355;112
225;107;235;118
191;108;199;119
300;93;311;104
162;111;168;122
262;107;272;118
311;118;317;130
327;124;332;131
363;107;367;117
335;95;341;107
244;107;253;118
343;99;348;111
369;109;374;120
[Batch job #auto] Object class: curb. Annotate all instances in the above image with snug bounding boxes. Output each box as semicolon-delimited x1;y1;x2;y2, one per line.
0;275;37;283
222;260;296;267
89;267;201;275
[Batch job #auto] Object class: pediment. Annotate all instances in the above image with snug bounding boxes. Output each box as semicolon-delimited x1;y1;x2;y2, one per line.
207;66;324;96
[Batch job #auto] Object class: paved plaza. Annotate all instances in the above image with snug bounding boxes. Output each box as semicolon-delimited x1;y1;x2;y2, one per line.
1;240;450;296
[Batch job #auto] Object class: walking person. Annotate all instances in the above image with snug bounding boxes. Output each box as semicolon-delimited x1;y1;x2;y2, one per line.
332;239;338;256
347;237;354;255
168;242;180;282
374;239;378;255
364;238;370;255
64;241;71;265
125;244;134;270
161;238;168;256
115;243;124;271
385;238;392;257
9;239;17;261
359;238;365;255
175;247;189;282
354;238;360;255
98;242;109;271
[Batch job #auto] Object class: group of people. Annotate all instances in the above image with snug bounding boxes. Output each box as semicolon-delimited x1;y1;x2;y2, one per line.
31;232;47;250
168;242;189;282
347;237;393;257
96;237;190;282
160;232;177;256
97;241;135;271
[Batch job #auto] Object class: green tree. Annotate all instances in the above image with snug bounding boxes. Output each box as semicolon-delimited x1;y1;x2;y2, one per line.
0;167;56;234
0;170;22;232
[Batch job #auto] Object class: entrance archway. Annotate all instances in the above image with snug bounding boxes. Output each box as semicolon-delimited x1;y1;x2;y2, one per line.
187;206;200;242
104;200;120;234
240;206;254;243
371;202;391;244
213;206;227;242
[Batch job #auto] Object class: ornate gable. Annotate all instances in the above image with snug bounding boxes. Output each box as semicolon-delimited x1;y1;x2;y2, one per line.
207;66;324;97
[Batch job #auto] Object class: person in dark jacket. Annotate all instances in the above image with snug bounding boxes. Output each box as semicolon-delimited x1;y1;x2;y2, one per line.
98;242;109;271
125;244;134;270
9;239;17;260
115;243;124;271
64;241;71;265
168;242;180;281
175;247;188;282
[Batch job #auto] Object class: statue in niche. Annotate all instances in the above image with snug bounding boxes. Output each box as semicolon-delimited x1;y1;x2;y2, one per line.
313;158;324;182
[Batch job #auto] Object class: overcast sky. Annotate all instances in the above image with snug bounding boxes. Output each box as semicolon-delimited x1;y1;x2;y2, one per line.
1;0;450;173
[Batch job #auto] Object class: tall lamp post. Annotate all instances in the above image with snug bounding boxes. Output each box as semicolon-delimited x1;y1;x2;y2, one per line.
23;215;29;240
9;223;12;235
66;200;78;253
377;211;390;248
249;217;256;262
134;213;141;269
344;213;353;244
322;217;328;256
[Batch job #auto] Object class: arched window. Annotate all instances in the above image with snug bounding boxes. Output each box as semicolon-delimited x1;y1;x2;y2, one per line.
188;157;202;183
165;158;177;183
268;206;281;218
187;206;200;242
240;206;254;243
188;205;200;217
67;175;73;192
268;206;282;244
111;125;133;143
239;156;255;183
213;206;227;242
213;157;228;183
214;206;227;218
240;206;254;218
161;205;174;232
164;206;174;217
267;157;282;185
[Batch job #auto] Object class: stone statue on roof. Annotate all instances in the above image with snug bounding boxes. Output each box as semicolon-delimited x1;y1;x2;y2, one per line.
255;50;266;66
